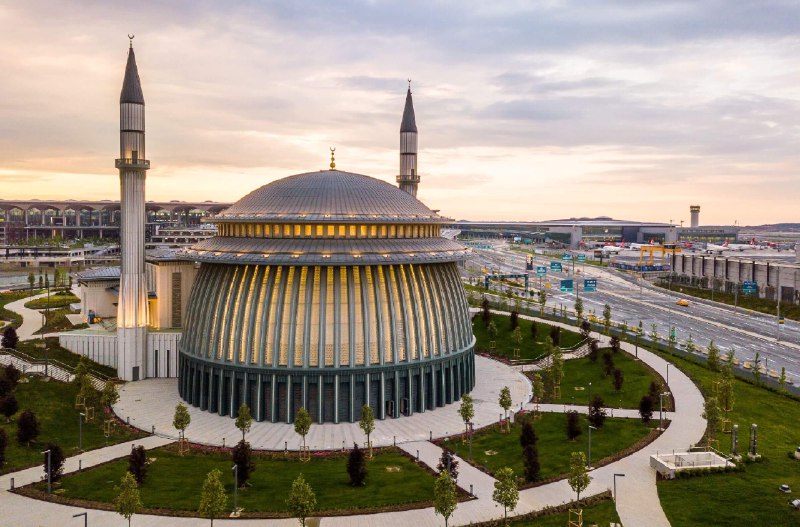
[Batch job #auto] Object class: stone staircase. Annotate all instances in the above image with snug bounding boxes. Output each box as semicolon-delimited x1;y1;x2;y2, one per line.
0;347;108;390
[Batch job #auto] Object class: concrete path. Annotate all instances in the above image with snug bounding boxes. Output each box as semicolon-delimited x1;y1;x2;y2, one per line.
114;355;532;451
0;313;706;526
5;289;79;341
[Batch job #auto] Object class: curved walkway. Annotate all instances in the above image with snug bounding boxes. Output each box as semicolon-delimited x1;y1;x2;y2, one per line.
0;315;706;526
5;290;77;341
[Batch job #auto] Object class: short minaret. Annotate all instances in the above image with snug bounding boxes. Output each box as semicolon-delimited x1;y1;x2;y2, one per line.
116;37;149;381
397;83;419;197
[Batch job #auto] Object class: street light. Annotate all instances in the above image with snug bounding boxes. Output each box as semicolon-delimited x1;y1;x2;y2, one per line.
587;425;597;469
666;364;670;388
72;512;87;527
42;449;51;494
79;412;85;452
467;421;474;462
231;464;239;517
659;392;671;430
587;382;592;410
613;473;626;501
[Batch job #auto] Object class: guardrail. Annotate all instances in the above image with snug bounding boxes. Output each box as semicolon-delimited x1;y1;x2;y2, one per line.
0;347;109;389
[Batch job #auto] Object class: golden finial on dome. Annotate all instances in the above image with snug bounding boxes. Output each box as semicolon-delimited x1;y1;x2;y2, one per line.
329;147;336;170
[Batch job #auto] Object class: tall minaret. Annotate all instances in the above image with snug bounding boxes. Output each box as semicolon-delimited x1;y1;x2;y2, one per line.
116;37;149;381
397;83;419;197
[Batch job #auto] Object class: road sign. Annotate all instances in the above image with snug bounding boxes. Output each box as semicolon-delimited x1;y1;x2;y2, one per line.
560;279;574;292
577;254;586;262
536;266;547;277
583;278;597;292
742;281;758;294
550;262;562;272
562;254;573;261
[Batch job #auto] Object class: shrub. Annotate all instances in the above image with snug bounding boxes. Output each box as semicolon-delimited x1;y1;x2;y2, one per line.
0;394;19;422
588;339;599;362
481;298;491;325
347;443;367;486
522;444;540;482
510;310;519;330
1;326;18;350
639;395;654;423
530;322;538;341
128;445;148;484
580;320;591;340
610;336;620;353
550;326;561;347
43;442;65;482
519;419;538;448
232;440;255;487
602;351;615;376
613;368;624;392
4;364;21;388
0;377;12;399
437;449;459;481
17;409;39;445
566;411;582;440
588;396;607;428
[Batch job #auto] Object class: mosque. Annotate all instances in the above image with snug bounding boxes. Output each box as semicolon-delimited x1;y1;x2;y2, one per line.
63;42;476;424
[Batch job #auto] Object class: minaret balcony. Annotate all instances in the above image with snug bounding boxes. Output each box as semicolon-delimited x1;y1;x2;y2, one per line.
115;158;150;169
396;174;421;183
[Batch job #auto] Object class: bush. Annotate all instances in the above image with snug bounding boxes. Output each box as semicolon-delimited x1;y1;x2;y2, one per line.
550;326;561;347
566;411;582;440
588;396;607;428
17;409;39;445
610;336;620;353
0;394;18;422
510;311;519;330
44;442;66;482
588;340;599;362
519;419;538;448
4;364;21;388
530;322;538;341
128;445;148;484
613;368;624;391
482;299;491;325
347;443;367;486
437;449;459;481
523;444;540;482
1;326;18;350
639;395;654;423
0;377;12;399
232;440;255;487
602;351;615;377
580;320;591;340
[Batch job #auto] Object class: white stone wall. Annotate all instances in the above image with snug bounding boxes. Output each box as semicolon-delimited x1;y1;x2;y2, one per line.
79;280;118;319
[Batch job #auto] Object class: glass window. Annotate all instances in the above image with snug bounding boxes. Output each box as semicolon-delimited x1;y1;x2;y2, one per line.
339;225;346;237
305;224;312;236
349;225;356;237
398;225;405;237
370;225;377;237
273;225;280;237
327;225;335;236
294;224;301;236
316;224;323;236
283;224;291;237
389;225;396;237
359;225;367;237
380;225;387;237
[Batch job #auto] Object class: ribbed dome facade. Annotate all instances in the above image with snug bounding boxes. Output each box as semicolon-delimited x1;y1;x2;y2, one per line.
178;170;475;424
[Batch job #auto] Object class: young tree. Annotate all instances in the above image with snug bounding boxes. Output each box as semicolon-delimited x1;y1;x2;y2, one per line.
0;429;7;467
519;418;538;448
235;403;252;442
668;327;677;348
779;367;787;391
43;442;65;482
198;469;227;527
128;444;148;484
537;290;547;315
232;439;255;487
433;470;458;527
588;395;607;428
437;449;459;481
602;350;615;377
703;396;722;444
567;451;591;503
612;368;624;392
718;367;735;421
752;352;762;385
510;310;519;330
609;336;620;353
0;395;18;422
532;372;544;404
294;407;312;450
347;443;368;486
38;275;43;289
588;339;599;362
706;341;720;372
549;325;561;346
725;348;736;367
482;298;491;324
530;320;538;341
4;364;21;389
114;471;143;527
492;467;519;524
458;394;474;436
522;442;540;483
566;411;581;441
574;297;584;320
173;402;191;444
685;334;696;353
487;320;498;341
17;409;39;445
637;320;644;336
580;320;591;340
359;405;375;457
1;326;18;350
648;380;662;400
511;326;522;351
639;395;654;423
649;323;659;342
286;473;316;527
28;272;35;296
499;386;512;421
100;381;120;412
602;303;612;334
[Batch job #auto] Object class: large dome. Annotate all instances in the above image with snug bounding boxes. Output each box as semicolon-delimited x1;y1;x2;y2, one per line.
178;168;475;425
217;170;440;222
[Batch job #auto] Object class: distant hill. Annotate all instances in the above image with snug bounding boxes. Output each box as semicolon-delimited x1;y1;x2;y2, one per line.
741;223;800;232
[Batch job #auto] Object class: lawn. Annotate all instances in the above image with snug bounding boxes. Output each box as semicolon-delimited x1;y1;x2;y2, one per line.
473;313;583;361
543;349;662;409
655;352;800;527
49;445;438;516
24;292;80;310
506;497;617;526
33;307;82;334
444;413;655;481
15;337;116;378
0;291;32;329
0;372;144;474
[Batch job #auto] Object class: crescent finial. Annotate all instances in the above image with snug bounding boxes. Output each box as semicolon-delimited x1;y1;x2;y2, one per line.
128;34;135;48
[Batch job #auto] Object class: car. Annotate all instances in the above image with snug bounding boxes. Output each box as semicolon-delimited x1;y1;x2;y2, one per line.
676;299;690;307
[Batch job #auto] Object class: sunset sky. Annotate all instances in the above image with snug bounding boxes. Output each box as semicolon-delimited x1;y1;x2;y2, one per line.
1;1;799;225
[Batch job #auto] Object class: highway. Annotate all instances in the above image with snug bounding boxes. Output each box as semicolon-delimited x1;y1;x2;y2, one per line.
463;242;800;384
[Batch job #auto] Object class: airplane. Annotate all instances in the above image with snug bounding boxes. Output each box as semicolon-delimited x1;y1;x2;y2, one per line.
726;238;764;251
601;244;623;254
704;241;729;254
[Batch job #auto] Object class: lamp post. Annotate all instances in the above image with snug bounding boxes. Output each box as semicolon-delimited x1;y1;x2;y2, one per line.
79;412;85;452
587;425;597;469
613;473;625;501
467;421;474;462
42;449;51;494
231;464;238;517
666;364;670;387
72;512;87;527
587;382;592;410
659;392;671;430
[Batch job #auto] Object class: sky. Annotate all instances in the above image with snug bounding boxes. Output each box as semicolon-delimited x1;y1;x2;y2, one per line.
1;1;799;226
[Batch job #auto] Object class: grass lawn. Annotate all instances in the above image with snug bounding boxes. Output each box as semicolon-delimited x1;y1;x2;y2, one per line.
0;373;145;474
0;291;32;328
655;281;800;321
33;307;81;334
544;349;661;409
473;313;583;361
50;446;438;515
507;498;617;526
15;338;116;378
655;352;800;527
445;413;655;481
24;293;80;310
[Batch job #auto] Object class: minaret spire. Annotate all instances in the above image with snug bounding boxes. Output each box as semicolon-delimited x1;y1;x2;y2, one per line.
397;83;419;197
116;39;150;382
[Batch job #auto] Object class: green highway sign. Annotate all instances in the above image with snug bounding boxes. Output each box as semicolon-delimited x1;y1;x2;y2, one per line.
583;278;597;292
550;262;563;272
742;281;758;294
562;254;573;261
560;279;574;292
577;254;586;262
536;266;547;277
